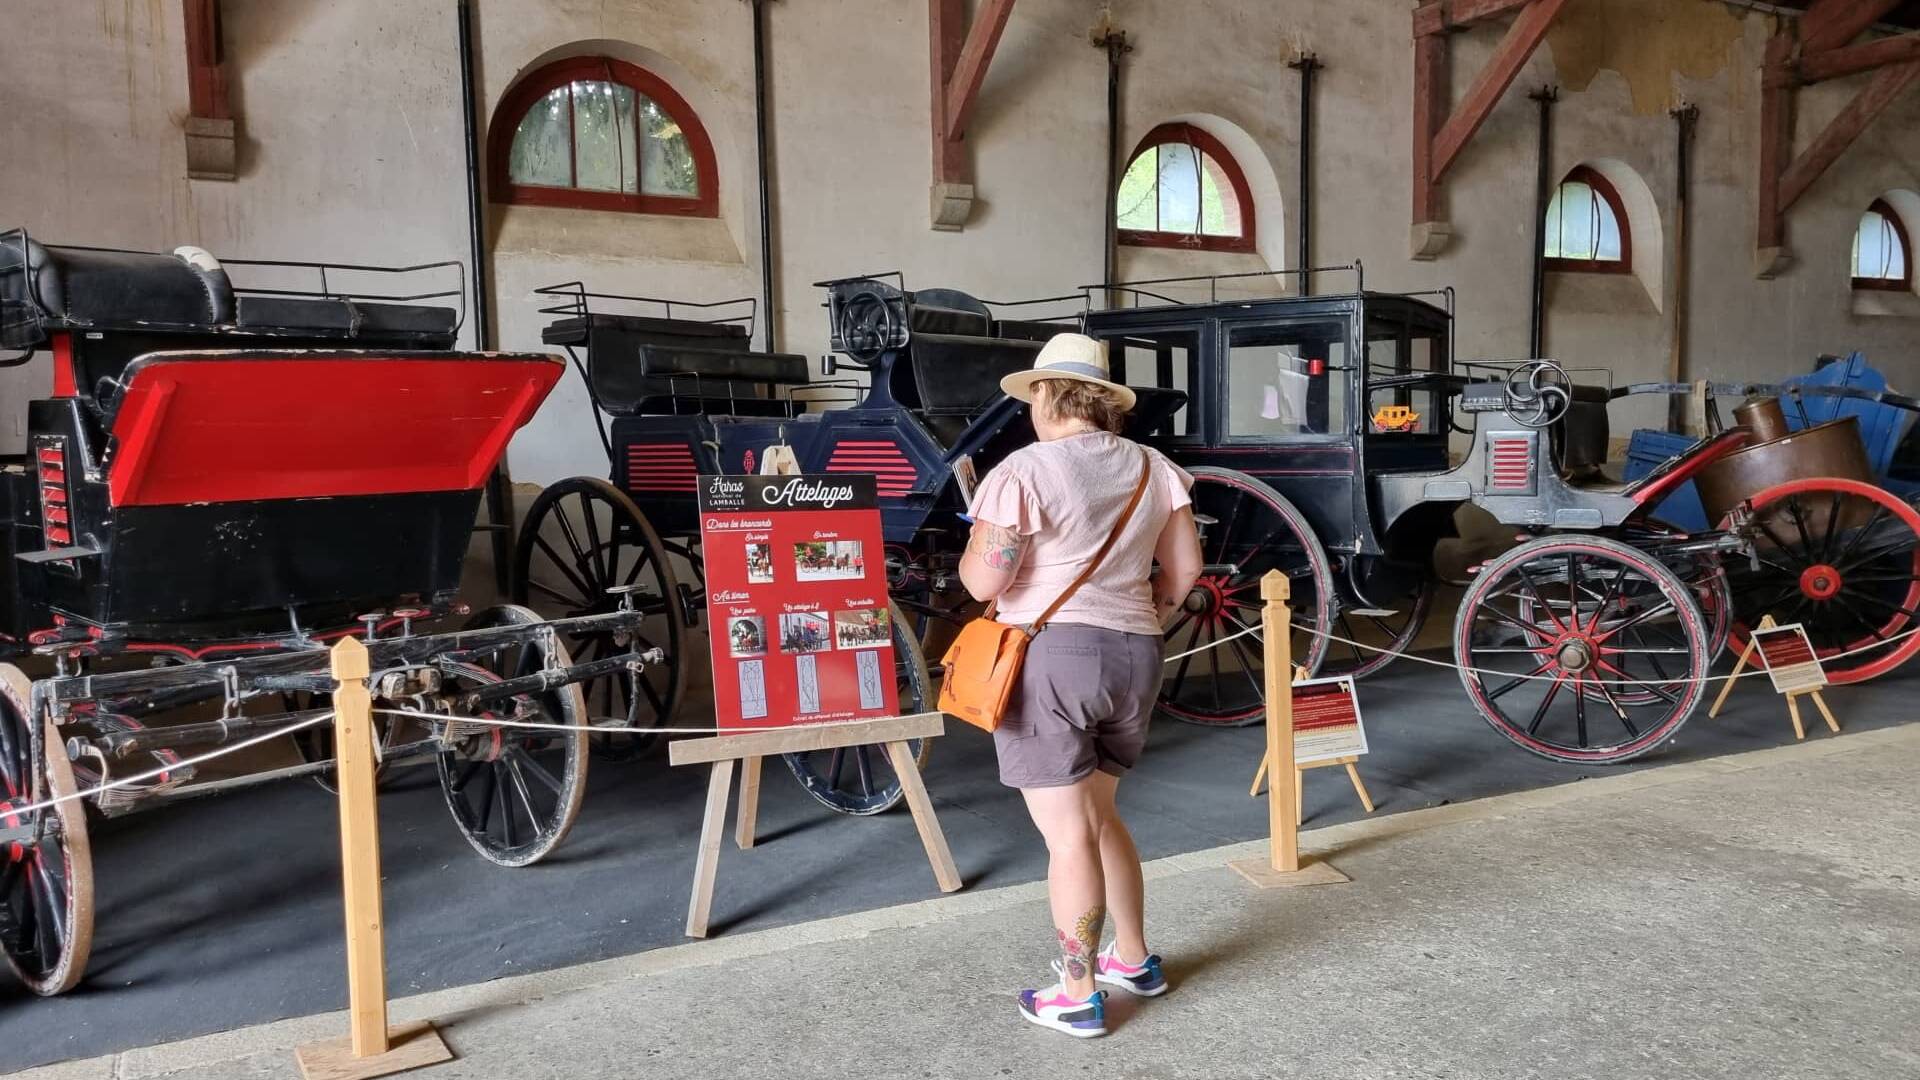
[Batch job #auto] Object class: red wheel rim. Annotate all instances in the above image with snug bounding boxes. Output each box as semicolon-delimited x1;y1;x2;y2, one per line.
1722;478;1920;684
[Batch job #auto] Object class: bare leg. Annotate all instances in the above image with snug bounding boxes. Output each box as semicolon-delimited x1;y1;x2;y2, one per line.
1020;780;1106;1000
1086;771;1148;965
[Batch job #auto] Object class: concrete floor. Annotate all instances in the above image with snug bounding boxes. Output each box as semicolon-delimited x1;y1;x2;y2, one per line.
24;723;1919;1080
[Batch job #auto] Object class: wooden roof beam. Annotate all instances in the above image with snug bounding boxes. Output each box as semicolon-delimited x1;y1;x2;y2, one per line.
1779;60;1920;211
1799;0;1905;54
1413;0;1539;37
1796;29;1920;83
943;0;1017;142
928;0;1018;231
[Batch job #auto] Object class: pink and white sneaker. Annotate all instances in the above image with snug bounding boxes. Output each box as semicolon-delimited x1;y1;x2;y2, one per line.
1017;984;1107;1038
1093;943;1167;997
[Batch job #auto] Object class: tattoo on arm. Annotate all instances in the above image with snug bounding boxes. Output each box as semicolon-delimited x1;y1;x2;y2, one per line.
968;522;1028;572
1057;905;1106;982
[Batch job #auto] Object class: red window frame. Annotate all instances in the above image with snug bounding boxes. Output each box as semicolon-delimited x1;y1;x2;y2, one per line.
1116;123;1256;254
487;56;718;218
1852;198;1912;293
1544;164;1632;275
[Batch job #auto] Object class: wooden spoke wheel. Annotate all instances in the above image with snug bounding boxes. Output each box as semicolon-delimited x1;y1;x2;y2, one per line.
1456;536;1708;765
0;664;93;996
782;602;932;816
514;476;686;760
1722;478;1920;684
1158;468;1333;727
1321;575;1434;680
434;606;589;867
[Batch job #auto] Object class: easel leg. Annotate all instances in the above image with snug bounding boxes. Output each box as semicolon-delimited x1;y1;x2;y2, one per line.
735;755;762;849
1249;753;1269;798
884;741;961;892
1344;761;1375;813
1709;636;1758;718
686;760;735;938
1296;771;1304;825
1785;694;1806;741
1809;691;1840;733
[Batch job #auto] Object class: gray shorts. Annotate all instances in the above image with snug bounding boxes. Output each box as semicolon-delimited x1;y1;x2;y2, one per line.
993;623;1164;789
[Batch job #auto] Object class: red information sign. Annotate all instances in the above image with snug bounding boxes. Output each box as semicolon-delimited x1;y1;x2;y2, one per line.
699;473;900;729
1752;622;1828;694
1292;676;1368;765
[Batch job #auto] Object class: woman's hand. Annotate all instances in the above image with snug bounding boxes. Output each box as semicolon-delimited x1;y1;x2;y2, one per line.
958;519;1029;602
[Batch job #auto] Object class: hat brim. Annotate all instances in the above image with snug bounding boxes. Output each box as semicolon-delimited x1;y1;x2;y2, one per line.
1000;368;1138;412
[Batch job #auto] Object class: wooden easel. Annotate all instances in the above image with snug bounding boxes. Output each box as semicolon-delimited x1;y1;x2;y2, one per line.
669;711;960;937
1226;572;1349;888
295;638;451;1080
1707;614;1841;740
1246;663;1375;820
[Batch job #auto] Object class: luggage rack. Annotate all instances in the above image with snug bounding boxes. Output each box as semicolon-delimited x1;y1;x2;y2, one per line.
534;280;759;335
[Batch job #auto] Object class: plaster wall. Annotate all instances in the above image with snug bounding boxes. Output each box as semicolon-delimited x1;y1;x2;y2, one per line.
0;0;1916;481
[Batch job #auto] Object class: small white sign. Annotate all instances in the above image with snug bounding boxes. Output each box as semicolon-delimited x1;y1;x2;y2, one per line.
1291;675;1368;765
1753;622;1828;695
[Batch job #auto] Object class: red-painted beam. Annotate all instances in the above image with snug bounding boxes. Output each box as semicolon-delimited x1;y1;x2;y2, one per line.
1429;0;1571;181
943;0;1017;142
183;0;230;120
1779;60;1920;211
929;0;965;185
1412;32;1448;225
1413;0;1538;38
1798;30;1920;83
1799;0;1902;54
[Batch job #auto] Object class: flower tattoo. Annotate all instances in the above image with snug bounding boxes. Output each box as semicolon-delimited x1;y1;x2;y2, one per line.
1058;906;1105;983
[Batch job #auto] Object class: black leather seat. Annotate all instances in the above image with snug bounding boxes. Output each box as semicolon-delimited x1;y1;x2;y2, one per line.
547;312;808;416
1;236;231;346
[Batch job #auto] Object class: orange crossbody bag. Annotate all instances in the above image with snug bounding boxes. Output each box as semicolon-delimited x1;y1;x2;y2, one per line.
938;449;1153;733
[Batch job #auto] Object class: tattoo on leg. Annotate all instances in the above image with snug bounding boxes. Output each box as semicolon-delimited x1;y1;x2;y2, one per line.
1058;905;1105;983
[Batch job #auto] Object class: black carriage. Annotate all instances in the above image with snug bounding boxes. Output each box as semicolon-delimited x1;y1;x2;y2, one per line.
512;276;1119;812
1081;267;1920;762
0;231;655;996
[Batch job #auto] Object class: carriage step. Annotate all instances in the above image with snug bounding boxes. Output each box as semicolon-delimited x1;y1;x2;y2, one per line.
1346;607;1401;618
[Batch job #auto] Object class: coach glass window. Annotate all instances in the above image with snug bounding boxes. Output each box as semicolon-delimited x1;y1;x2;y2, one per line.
1225;322;1348;438
1101;328;1199;438
1363;315;1445;436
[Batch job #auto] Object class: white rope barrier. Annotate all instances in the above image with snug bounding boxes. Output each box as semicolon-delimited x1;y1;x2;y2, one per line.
3;712;333;818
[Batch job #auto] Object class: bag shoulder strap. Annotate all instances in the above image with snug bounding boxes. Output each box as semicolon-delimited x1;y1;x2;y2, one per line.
1029;446;1153;632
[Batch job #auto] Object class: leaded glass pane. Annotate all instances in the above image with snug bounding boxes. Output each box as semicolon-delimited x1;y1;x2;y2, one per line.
508;86;572;187
640;94;697;197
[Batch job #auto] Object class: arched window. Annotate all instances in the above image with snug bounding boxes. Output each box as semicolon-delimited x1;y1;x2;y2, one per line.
1543;165;1630;273
488;56;717;217
1852;199;1911;291
1115;123;1254;253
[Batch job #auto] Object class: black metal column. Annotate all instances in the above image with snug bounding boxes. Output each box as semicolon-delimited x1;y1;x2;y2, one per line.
751;0;779;352
1289;53;1321;295
1527;85;1558;359
1668;103;1699;433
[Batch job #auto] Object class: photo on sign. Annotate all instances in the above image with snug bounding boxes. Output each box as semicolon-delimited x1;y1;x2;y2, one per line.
793;539;866;582
834;607;892;649
727;615;767;658
779;610;832;654
744;542;775;584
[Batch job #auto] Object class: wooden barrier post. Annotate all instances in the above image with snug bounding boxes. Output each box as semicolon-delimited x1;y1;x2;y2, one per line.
1229;571;1349;888
295;638;451;1080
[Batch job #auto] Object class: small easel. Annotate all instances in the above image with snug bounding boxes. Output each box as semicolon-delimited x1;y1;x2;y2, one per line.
1246;664;1375;820
669;711;961;937
295;638;452;1080
1707;615;1840;740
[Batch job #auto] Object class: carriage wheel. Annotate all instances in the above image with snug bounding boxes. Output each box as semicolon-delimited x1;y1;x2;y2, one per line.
1456;536;1708;764
515;476;686;760
1157;468;1333;727
1722;478;1920;684
0;665;93;995
1518;557;1730;708
434;606;589;867
1321;577;1434;680
782;601;932;816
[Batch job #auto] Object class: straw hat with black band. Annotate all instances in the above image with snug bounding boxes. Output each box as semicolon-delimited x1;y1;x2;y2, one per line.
1000;332;1138;412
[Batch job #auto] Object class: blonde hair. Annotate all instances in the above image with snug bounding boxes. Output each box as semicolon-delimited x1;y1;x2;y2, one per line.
1033;377;1128;434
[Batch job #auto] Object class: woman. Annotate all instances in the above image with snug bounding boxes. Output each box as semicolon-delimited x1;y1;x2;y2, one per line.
958;332;1203;1039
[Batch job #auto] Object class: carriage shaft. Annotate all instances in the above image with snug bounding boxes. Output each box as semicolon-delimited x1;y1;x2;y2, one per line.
84;708;336;760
